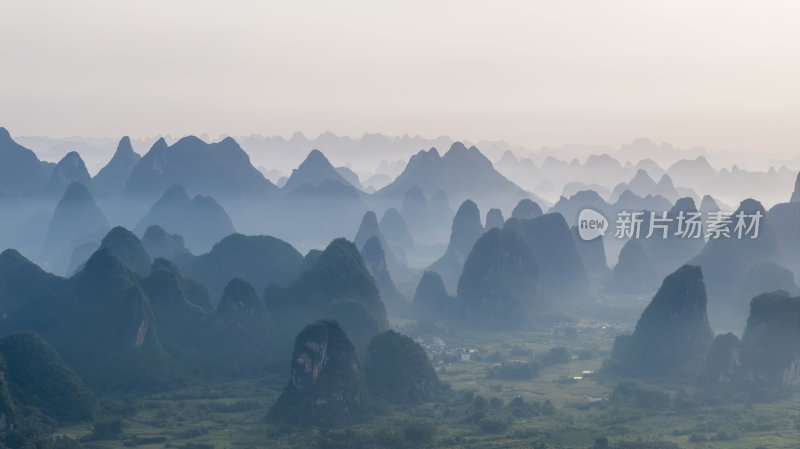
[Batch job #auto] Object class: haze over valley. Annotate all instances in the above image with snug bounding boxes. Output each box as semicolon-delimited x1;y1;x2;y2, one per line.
1;1;799;448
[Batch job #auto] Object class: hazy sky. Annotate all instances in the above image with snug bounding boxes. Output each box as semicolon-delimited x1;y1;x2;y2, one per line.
1;0;798;156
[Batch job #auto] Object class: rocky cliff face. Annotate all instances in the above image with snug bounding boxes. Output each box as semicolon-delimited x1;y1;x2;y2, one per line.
267;320;362;426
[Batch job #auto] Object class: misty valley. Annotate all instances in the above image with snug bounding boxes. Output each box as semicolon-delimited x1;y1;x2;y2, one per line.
0;127;799;449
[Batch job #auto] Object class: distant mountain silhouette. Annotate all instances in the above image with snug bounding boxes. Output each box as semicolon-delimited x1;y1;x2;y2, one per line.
769;200;800;280
142;225;191;260
511;199;543;219
273;173;369;250
265;238;389;352
615;138;696;167
99;226;152;276
561;182;612;200
429;190;454;223
651;174;681;202
792;172;800;203
457;227;551;329
505;213;589;299
397;186;453;245
690;199;784;329
283;150;354;192
180;233;303;302
361;236;408;317
401;185;428;227
666;156;717;192
729;262;799;330
125;136;277;201
610;170;682;204
43;181;109;273
571;226;610;285
412;270;453;322
607;265;713;378
550;190;610;226
335;166;364;190
639;197;706;279
0;127;47;195
635;158;666;180
624;169;657;198
135;185;236;253
66;242;98;275
700;194;720;213
609;239;659;294
92;136;141;198
494;150;541;192
378;142;531;208
485;208;504;230
429;200;484;292
380;207;414;249
354;211;388;251
613;190;672;216
362;172;391;190
41;151;91;199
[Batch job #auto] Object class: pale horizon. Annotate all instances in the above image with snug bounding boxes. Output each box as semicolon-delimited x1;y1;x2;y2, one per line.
1;0;798;159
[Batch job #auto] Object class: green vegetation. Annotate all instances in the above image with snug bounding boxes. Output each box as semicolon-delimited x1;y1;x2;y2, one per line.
6;323;792;449
365;330;440;403
99;227;152;276
2;230;799;449
0;332;94;423
265;238;389;352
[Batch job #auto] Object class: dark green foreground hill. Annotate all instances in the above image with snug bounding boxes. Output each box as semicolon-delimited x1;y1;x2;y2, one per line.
365;330;440;404
0;332;94;423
